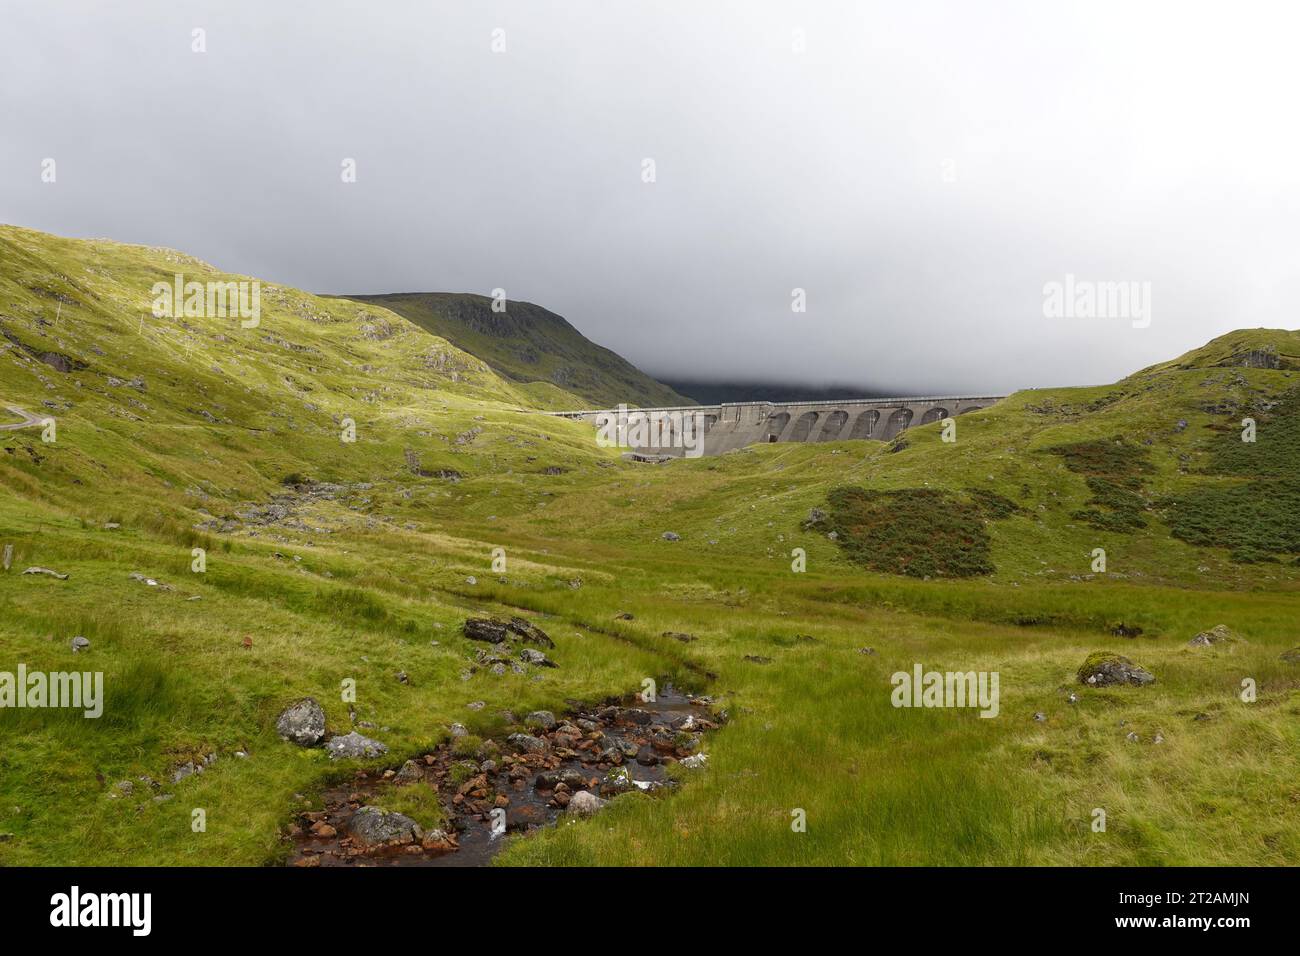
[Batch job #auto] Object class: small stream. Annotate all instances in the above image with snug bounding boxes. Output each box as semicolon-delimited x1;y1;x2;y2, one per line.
288;687;718;867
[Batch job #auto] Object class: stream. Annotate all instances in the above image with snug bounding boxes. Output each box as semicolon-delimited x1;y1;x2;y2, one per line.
288;686;718;867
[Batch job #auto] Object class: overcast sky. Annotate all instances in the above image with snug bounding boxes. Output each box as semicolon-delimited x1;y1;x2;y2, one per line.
3;1;1298;394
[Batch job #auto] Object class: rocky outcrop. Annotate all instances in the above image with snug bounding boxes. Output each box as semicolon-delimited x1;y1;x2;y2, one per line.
463;616;555;648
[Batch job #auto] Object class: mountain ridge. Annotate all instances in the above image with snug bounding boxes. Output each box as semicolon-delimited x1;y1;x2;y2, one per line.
343;291;692;410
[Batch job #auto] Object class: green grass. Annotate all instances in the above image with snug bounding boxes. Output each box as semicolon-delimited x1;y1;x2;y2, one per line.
2;223;1299;867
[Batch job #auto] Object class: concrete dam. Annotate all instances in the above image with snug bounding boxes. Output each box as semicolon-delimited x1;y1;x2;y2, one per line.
551;395;1005;458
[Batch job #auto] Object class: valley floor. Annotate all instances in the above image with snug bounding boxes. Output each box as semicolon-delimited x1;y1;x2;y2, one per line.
2;449;1297;867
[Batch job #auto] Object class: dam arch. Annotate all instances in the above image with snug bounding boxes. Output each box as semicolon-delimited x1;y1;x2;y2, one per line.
882;408;913;439
817;409;850;441
788;411;819;442
849;409;879;439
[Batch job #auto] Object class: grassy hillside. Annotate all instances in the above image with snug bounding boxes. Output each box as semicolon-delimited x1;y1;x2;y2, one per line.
344;292;692;410
2;224;1297;867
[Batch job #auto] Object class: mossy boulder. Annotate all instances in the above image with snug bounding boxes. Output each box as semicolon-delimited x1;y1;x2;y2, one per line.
1188;624;1245;648
1077;652;1155;687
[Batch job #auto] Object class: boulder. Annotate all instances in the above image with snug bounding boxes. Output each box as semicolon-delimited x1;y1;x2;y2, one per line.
661;531;681;542
505;617;554;647
70;636;90;653
506;733;548;754
463;616;555;648
524;710;557;731
1280;647;1300;664
276;698;326;746
348;806;422;846
463;618;511;644
519;648;557;668
393;760;424;784
325;731;388;760
1077;652;1155;687
1188;624;1245;648
566;790;607;817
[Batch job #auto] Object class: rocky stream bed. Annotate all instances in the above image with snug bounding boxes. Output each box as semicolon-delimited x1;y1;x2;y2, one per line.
287;687;719;867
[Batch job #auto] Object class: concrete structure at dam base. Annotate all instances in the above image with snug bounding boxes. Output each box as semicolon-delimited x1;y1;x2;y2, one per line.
551;395;1005;458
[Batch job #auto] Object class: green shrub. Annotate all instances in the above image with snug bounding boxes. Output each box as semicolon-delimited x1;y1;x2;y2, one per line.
816;486;994;578
1049;439;1152;532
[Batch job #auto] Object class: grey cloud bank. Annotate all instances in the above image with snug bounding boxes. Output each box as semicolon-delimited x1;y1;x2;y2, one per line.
2;0;1297;394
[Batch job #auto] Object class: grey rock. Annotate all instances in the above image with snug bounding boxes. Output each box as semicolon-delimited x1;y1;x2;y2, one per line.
22;566;68;580
661;531;681;541
348;806;422;846
276;697;326;746
506;733;548;754
393;760;424;784
519;648;557;668
463;616;554;648
70;636;90;653
325;731;388;760
566;790;607;817
524;710;557;731
1077;653;1155;687
1280;647;1300;664
1188;624;1244;648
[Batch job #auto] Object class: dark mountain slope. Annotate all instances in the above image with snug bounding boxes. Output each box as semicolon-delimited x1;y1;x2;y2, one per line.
344;292;692;409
